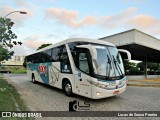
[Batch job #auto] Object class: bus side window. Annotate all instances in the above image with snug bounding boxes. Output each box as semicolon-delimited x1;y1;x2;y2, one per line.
60;45;69;64
79;52;90;74
52;47;60;62
59;45;72;73
43;49;52;62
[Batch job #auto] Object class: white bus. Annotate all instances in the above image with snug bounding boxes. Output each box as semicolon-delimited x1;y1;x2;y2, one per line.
26;38;131;99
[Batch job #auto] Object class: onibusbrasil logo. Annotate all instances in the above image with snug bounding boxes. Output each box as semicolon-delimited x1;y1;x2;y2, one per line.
69;100;91;111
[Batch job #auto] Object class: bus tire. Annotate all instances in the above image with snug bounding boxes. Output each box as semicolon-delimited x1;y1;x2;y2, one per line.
64;81;73;97
32;74;36;84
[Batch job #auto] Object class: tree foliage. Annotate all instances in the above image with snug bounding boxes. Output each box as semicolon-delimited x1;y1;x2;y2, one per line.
0;17;22;48
23;57;27;68
0;17;23;62
137;62;159;71
36;43;52;51
125;61;160;75
125;60;137;70
0;45;14;62
124;60;140;75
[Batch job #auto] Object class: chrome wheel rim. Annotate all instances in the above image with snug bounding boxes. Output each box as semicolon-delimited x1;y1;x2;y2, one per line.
65;83;71;94
32;77;35;82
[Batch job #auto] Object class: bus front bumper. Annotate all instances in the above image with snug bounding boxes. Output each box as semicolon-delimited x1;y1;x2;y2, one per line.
91;84;127;99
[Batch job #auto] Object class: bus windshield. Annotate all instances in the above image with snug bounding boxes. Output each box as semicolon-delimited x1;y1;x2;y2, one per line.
92;45;124;78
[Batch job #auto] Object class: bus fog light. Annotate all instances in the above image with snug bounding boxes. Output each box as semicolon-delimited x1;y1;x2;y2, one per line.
96;92;100;96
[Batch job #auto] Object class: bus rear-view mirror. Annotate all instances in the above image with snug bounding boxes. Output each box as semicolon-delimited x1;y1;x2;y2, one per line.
118;49;131;61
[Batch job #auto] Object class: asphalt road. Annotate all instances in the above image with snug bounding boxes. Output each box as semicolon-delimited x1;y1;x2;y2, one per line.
3;74;160;120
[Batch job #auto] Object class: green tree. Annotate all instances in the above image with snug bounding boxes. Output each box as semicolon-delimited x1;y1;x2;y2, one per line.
125;60;137;70
148;63;159;71
0;17;23;63
23;58;26;68
0;45;14;63
0;17;22;48
124;60;140;75
36;43;52;50
137;62;160;75
137;62;144;71
137;62;159;71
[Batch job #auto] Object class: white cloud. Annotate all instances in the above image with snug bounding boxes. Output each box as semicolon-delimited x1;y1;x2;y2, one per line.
45;8;97;28
45;7;160;35
11;45;35;56
23;35;47;49
127;14;160;35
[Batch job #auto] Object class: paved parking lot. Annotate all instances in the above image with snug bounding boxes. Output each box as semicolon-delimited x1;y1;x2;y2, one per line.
3;74;160;120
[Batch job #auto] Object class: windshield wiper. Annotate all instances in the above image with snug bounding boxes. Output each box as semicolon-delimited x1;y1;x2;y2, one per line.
106;55;112;78
112;55;123;76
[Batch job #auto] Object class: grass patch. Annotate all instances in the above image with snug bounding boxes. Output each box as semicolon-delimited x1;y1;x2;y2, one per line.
0;74;32;120
10;67;26;74
0;66;27;74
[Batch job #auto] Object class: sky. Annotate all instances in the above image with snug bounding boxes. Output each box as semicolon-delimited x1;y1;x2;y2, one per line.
0;0;160;56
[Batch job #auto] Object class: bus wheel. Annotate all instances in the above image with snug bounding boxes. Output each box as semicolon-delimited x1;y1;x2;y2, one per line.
32;74;36;84
64;81;73;97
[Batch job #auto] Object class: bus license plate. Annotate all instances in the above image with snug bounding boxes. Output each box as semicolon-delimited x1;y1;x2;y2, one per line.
113;90;119;95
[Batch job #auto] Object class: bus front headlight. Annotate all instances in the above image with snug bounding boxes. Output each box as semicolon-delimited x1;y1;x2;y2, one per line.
96;92;100;96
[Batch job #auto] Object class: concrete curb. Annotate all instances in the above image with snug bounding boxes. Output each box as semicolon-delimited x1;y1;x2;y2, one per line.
127;84;160;88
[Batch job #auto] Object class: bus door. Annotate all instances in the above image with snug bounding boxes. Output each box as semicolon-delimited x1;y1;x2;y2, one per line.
75;48;92;97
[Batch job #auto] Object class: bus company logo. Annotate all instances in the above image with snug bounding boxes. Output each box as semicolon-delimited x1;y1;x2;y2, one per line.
38;65;47;74
69;100;91;111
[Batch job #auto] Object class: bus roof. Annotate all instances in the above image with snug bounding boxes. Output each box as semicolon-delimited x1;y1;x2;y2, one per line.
27;38;115;56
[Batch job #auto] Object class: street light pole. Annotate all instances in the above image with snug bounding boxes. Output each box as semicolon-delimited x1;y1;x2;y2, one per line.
3;11;27;18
